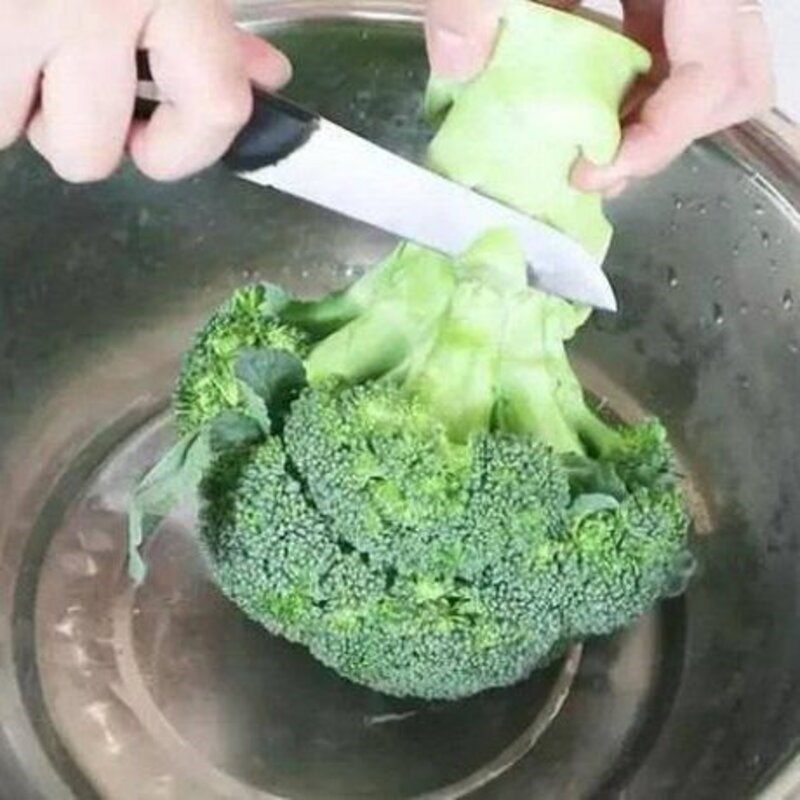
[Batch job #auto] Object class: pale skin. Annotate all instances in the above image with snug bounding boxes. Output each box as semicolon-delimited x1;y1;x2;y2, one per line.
0;0;775;190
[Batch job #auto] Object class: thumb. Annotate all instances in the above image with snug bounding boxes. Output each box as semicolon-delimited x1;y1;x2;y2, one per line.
425;0;503;79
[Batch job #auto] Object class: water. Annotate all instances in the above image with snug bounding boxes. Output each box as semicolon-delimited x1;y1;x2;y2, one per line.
667;267;679;288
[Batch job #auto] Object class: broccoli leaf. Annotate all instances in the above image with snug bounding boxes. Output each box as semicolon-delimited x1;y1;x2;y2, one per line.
128;429;213;583
209;410;264;451
129;348;307;582
234;347;307;433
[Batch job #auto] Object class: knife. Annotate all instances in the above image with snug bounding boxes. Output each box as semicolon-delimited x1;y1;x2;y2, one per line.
135;70;617;310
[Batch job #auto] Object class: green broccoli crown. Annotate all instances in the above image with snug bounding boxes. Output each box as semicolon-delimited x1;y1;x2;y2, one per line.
174;284;309;435
155;229;695;701
197;377;691;700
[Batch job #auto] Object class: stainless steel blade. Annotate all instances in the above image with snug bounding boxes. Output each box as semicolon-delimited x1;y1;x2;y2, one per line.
238;119;617;310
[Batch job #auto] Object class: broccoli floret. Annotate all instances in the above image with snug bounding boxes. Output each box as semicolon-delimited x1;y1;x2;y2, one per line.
175;284;309;435
142;229;692;702
196;376;690;700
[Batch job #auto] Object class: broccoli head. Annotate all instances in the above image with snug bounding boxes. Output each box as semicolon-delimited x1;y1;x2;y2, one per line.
183;230;693;700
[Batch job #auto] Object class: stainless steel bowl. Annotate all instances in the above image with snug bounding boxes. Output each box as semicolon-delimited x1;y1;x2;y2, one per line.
1;3;800;798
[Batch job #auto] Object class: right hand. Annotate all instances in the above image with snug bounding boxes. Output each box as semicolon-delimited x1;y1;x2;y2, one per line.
0;0;292;182
426;0;774;197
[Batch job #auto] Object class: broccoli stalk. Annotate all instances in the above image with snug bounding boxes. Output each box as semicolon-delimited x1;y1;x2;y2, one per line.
304;229;621;457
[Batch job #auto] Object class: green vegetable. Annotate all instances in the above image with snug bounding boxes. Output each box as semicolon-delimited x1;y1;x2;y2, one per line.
174;284;309;434
129;3;691;700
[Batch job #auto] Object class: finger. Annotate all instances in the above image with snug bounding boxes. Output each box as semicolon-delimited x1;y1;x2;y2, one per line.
0;58;41;150
237;29;292;90
425;0;503;79
729;7;775;119
0;8;46;149
603;178;629;199
130;0;253;181
27;40;137;182
572;63;730;191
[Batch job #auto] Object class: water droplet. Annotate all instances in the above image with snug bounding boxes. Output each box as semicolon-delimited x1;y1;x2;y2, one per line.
770;258;779;275
754;202;765;216
667;267;679;288
761;231;771;248
713;303;725;325
698;203;708;215
732;244;741;257
739;302;749;316
782;289;794;311
736;374;750;390
718;196;731;210
673;197;684;210
690;164;700;174
712;275;722;288
789;340;799;355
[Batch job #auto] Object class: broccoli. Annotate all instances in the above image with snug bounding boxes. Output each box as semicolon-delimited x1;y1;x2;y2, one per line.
183;230;693;700
175;283;309;435
128;1;692;700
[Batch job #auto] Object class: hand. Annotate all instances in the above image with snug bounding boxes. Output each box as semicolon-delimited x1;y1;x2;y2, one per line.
425;0;775;197
0;0;291;182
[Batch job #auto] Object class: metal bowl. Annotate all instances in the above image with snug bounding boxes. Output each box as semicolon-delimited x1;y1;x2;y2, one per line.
1;3;800;798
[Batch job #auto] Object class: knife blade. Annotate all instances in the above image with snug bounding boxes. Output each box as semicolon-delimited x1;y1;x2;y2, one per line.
135;76;617;311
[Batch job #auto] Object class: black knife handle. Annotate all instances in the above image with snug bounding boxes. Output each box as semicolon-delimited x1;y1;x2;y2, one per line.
134;49;319;173
224;92;318;172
